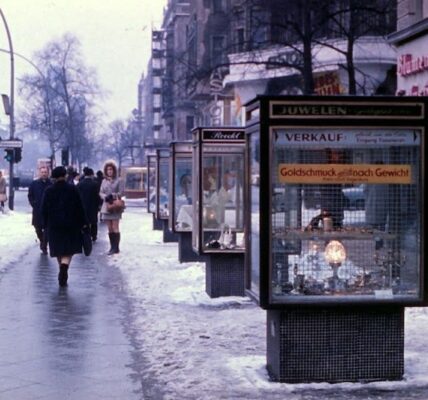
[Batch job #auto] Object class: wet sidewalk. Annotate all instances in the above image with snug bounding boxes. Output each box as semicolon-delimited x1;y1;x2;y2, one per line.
0;232;150;400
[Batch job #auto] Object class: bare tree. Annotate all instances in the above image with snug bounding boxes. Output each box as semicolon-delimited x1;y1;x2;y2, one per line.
104;118;142;171
18;33;101;166
174;0;396;96
313;0;396;94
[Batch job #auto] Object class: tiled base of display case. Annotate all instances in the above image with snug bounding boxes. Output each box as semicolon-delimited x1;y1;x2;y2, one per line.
267;307;404;383
206;253;245;298
162;219;178;243
152;214;163;231
178;232;207;263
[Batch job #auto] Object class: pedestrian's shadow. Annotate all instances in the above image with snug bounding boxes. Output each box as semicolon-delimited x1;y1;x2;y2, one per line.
34;255;97;371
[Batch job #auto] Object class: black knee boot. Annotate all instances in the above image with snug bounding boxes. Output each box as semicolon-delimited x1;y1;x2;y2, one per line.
58;263;69;287
108;232;115;255
114;232;120;254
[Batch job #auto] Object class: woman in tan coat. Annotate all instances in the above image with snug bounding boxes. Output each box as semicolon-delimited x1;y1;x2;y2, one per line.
100;160;124;255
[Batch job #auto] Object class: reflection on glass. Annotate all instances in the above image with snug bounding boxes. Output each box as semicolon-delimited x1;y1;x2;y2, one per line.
175;158;193;231
270;128;421;302
201;153;244;251
147;157;157;213
158;160;169;218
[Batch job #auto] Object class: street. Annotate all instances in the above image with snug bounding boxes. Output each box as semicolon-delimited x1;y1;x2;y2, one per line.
0;190;161;400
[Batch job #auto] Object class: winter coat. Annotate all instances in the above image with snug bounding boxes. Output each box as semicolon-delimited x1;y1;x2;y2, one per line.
28;178;52;228
0;176;6;203
100;177;124;221
41;180;87;257
77;177;101;224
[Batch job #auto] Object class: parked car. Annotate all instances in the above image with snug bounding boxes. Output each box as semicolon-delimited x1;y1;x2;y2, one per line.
342;184;365;210
16;170;34;189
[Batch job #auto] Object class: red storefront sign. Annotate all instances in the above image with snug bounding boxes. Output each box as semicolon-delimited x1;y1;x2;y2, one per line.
398;54;428;77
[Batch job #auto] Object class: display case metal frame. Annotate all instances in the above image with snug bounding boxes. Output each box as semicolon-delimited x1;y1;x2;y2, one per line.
192;126;246;297
245;95;427;309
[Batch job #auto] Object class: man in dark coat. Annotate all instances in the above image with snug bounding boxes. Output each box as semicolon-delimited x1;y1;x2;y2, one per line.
42;166;87;287
28;165;52;254
77;167;102;241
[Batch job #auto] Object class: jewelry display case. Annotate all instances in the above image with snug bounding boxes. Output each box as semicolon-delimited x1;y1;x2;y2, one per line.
246;97;426;308
192;127;246;297
146;153;162;230
169;141;193;233
155;148;177;242
192;128;245;255
169;141;204;262
245;95;427;383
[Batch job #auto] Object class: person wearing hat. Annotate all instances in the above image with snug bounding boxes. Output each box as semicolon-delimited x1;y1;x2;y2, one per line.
77;167;101;241
41;166;88;286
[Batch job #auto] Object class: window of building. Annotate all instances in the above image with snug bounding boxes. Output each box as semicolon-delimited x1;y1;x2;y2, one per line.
186;116;194;136
211;35;226;66
249;7;269;49
235;28;245;52
213;0;224;13
187;34;197;86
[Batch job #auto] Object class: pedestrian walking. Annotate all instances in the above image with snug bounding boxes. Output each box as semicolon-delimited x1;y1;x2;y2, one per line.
95;170;104;192
0;170;7;213
28;166;52;253
41;166;88;286
77;167;102;242
99;160;124;255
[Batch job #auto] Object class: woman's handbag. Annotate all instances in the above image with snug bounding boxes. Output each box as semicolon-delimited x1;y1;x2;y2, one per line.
0;193;7;202
82;227;93;256
106;198;125;213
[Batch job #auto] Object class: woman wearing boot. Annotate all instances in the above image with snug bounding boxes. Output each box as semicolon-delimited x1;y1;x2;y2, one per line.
99;160;124;255
41;166;87;287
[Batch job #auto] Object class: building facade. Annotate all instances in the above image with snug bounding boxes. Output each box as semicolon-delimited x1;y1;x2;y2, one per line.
141;0;398;154
388;0;428;95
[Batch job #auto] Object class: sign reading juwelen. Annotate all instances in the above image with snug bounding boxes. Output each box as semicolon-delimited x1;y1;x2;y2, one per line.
278;164;412;184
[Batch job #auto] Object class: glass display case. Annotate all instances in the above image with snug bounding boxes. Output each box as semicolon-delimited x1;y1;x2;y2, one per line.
155;148;171;220
246;96;427;308
146;153;157;214
192;127;246;254
169;141;193;233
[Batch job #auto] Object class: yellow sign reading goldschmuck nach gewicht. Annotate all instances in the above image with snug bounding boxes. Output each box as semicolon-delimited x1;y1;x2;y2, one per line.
278;164;412;184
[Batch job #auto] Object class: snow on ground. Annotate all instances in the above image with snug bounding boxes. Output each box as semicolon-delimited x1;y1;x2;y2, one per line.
109;205;428;399
2;205;428;399
0;209;34;273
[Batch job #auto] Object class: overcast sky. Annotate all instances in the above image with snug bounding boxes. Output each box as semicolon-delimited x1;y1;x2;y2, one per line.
0;0;166;125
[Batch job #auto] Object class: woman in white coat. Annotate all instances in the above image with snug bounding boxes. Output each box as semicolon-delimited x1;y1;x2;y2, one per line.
100;160;124;255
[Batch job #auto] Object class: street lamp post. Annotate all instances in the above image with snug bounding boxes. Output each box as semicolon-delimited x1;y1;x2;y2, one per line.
0;48;55;141
0;7;15;210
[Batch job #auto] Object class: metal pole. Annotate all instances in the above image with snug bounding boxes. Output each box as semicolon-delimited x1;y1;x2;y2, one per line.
0;8;15;210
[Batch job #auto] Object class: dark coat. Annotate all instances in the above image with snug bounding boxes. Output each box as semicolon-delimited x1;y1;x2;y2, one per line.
77;177;101;224
41;180;87;257
28;178;52;227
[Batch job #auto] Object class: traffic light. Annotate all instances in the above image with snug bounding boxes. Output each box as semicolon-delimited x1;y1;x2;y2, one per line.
4;149;14;162
61;148;69;166
14;148;22;163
